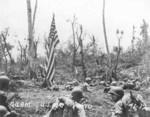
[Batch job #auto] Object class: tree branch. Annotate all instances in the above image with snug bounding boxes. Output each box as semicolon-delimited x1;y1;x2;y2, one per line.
32;0;38;33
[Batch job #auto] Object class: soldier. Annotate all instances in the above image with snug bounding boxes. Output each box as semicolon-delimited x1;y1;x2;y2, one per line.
0;91;19;117
85;77;92;84
44;86;86;117
107;86;148;117
0;105;8;117
0;91;11;112
4;111;18;117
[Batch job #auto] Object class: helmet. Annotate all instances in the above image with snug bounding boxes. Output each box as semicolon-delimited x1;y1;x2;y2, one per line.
5;111;18;117
108;86;124;98
85;77;91;81
71;87;83;97
0;72;6;76
0;105;8;116
71;87;83;102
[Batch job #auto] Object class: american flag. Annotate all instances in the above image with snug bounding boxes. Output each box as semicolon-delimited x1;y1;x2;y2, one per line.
46;14;59;87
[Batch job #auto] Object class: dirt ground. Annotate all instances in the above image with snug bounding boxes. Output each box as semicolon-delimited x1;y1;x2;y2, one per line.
7;79;150;117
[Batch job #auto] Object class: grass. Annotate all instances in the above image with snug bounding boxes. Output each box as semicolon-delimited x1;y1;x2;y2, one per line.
8;78;150;117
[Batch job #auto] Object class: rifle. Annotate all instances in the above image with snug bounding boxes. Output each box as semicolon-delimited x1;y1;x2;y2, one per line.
129;91;145;110
129;91;150;117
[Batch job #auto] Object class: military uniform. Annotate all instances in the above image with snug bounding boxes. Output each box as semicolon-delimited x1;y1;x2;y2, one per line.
43;86;86;117
0;105;8;117
111;93;146;117
107;86;148;117
0;91;11;112
0;91;18;117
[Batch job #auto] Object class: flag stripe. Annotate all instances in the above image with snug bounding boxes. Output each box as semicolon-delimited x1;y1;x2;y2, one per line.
46;33;59;73
47;61;55;85
46;41;55;77
48;67;55;85
45;14;59;86
46;53;55;80
47;57;55;81
46;40;55;72
46;37;56;69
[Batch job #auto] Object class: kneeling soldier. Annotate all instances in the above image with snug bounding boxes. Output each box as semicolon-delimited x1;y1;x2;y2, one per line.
44;86;86;117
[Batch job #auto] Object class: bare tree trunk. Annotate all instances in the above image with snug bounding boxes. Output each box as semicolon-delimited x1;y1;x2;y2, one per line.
32;0;38;33
18;41;23;69
26;0;38;58
77;25;87;81
102;0;111;82
26;0;33;78
33;39;39;59
23;45;28;64
26;0;33;51
0;36;7;72
0;41;3;71
26;0;38;79
4;56;7;73
72;23;76;72
18;41;23;61
131;25;135;53
114;38;121;79
1;33;14;64
18;41;28;69
114;30;123;80
102;0;110;56
80;40;87;81
90;35;98;65
71;15;77;73
67;16;79;77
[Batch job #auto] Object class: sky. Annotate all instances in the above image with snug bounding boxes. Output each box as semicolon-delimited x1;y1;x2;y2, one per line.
0;0;150;59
